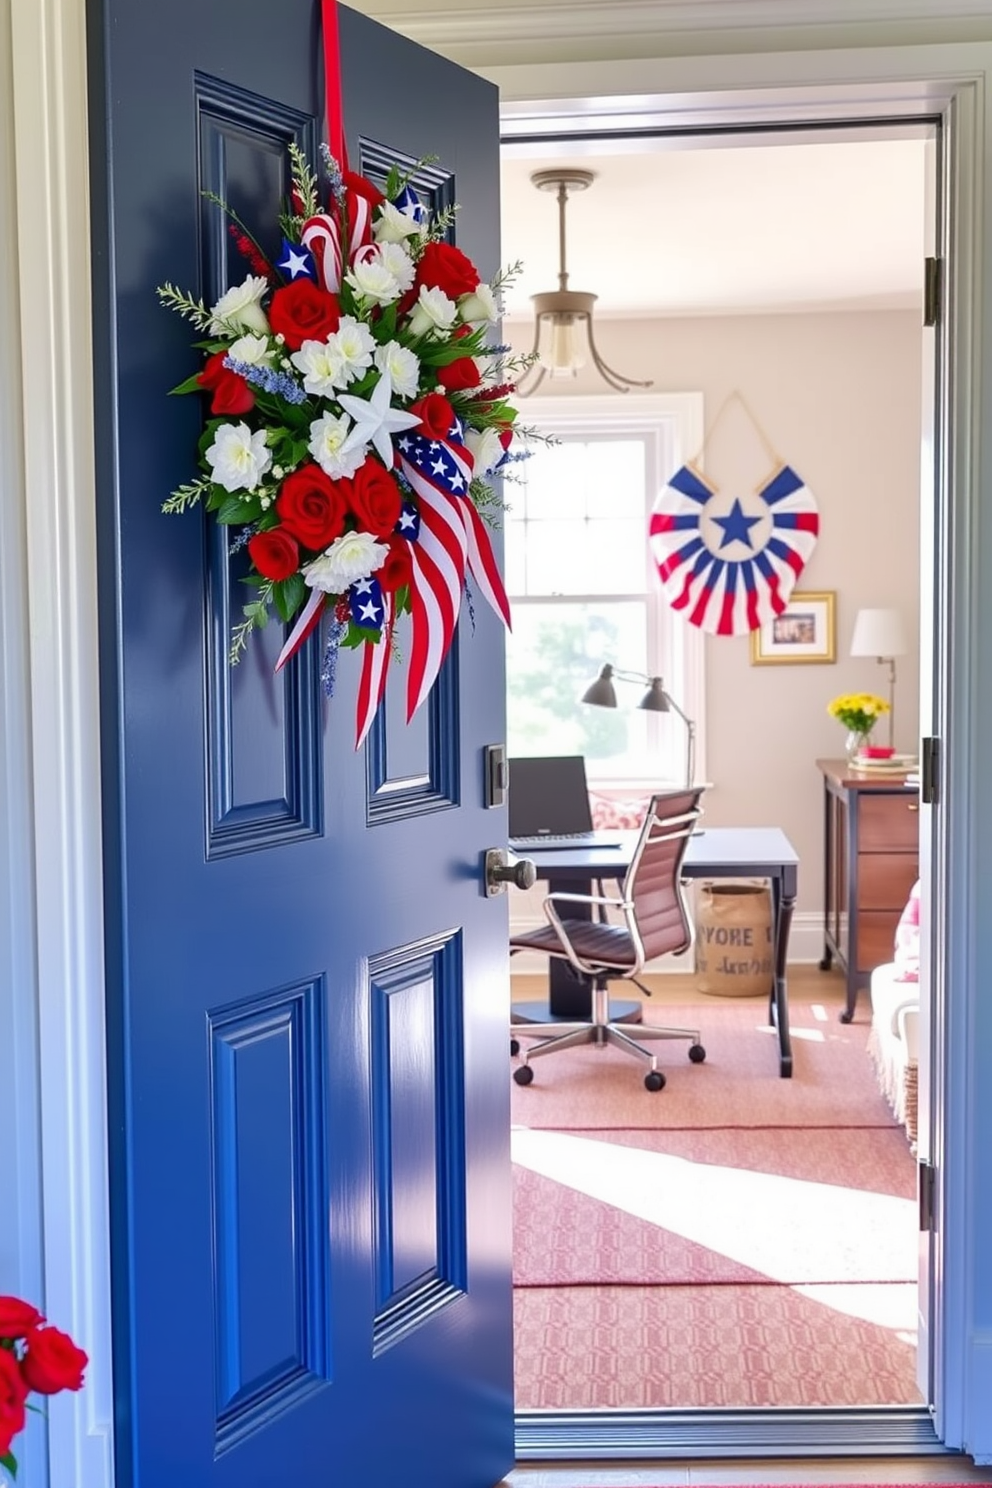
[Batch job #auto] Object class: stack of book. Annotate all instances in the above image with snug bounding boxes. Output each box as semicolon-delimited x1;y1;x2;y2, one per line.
849;751;918;776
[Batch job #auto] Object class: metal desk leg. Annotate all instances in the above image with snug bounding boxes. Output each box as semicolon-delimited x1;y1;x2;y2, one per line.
769;869;796;1078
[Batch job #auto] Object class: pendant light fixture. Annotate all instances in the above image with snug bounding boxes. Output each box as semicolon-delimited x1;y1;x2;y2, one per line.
516;169;652;396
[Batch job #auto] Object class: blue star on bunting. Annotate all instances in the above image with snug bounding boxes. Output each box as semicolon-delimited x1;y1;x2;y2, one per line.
712;497;762;551
276;238;317;282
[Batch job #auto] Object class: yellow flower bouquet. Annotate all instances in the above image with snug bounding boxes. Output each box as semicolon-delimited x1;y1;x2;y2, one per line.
827;692;890;735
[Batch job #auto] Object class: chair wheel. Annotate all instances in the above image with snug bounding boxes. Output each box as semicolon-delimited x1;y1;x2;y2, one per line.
510;1038;520;1056
688;1043;706;1063
514;1064;534;1085
644;1070;666;1092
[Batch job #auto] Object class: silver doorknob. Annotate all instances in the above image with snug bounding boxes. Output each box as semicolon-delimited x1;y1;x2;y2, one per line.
484;848;537;897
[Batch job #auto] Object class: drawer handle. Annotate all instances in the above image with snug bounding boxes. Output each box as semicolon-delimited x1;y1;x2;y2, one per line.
907;803;919;812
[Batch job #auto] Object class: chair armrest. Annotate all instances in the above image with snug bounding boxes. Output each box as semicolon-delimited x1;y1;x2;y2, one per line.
545;889;632;915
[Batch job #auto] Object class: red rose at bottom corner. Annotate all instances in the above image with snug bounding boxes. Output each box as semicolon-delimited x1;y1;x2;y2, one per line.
409;392;455;442
248;527;300;582
377;535;413;593
0;1348;27;1456
0;1295;45;1340
20;1326;89;1396
196;351;254;416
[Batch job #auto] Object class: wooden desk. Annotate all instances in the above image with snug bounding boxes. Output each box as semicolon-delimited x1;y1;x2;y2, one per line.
514;826;799;1077
816;758;919;1023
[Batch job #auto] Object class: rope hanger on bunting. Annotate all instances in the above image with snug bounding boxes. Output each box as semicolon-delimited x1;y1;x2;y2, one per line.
649;390;820;637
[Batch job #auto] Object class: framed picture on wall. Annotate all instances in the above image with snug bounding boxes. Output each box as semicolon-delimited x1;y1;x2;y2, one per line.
750;590;836;665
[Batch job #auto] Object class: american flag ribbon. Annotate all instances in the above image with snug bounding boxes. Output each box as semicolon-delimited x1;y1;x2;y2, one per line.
274;587;325;673
300;213;343;294
649;463;819;636
396;426;511;721
355;589;394;748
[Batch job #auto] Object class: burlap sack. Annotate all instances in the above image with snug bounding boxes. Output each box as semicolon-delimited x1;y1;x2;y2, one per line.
695;880;773;997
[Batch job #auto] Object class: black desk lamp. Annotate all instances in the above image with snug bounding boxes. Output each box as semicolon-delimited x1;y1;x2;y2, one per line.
582;664;696;789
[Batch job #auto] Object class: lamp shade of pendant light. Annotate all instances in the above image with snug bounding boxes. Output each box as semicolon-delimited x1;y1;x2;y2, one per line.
517;169;652;396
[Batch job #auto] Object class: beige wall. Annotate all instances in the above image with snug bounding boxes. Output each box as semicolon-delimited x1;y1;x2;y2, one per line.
507;308;923;917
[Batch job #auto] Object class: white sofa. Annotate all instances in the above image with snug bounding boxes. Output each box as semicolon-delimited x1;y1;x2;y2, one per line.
868;959;920;1147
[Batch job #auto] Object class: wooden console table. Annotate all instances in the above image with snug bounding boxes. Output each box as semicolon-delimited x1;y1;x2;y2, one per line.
816;758;919;1023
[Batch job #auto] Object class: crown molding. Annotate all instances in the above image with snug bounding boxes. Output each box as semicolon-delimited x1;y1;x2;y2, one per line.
357;0;992;50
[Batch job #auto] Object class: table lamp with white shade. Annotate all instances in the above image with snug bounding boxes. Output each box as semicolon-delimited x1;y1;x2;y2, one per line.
849;607;908;750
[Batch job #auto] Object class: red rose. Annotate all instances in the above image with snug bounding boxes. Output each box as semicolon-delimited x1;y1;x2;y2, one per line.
20;1326;88;1396
342;462;402;538
268;280;340;351
248;527;300;582
415;241;480;300
276;464;348;550
0;1297;44;1341
437;356;480;393
196;351;254;416
409;392;454;442
0;1351;27;1457
377;535;413;592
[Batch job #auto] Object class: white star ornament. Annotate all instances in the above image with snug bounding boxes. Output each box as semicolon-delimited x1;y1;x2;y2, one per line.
337;371;421;468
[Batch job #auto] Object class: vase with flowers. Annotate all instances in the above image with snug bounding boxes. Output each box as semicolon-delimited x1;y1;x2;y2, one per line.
827;692;891;760
0;1295;88;1480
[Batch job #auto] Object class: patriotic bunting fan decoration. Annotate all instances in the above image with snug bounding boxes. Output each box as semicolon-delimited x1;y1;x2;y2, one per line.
649;462;819;636
156;135;525;748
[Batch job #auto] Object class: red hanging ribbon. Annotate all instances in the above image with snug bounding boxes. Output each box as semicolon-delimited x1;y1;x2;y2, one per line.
321;0;347;169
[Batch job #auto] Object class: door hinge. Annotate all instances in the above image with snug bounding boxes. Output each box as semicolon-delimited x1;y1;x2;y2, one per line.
919;1159;937;1232
924;256;942;327
921;735;940;805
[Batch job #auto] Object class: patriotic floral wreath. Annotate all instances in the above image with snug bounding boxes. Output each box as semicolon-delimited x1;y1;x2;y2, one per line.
158;144;530;746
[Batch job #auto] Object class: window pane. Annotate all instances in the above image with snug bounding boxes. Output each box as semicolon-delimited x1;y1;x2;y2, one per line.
506;602;650;775
522;442;589;520
506;515;646;597
584;441;645;520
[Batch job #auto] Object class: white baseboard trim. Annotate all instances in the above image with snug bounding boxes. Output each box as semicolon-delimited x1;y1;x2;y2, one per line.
510;909;826;977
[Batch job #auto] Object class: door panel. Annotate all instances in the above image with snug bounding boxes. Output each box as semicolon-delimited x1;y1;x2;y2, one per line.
87;3;513;1484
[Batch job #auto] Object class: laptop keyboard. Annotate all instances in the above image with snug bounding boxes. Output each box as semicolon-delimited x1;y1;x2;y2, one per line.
510;832;622;851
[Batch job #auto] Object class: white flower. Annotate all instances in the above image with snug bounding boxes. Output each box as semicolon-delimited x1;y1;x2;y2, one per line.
345;245;403;306
465;425;506;477
328;316;376;385
458;282;498;327
406;284;457;338
374;199;423;244
205;422;272;492
227;333;273;367
377;241;416;295
308;411;366;479
292;339;343;397
304;530;389;594
374;340;420;399
209;275;270;336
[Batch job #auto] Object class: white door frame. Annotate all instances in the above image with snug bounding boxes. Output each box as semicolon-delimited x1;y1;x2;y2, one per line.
6;5;991;1478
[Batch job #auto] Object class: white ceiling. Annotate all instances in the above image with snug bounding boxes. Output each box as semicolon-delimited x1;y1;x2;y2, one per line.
499;135;927;322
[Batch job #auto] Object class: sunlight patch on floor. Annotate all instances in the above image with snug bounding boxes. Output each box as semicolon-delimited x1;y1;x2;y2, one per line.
793;1281;918;1331
511;1127;916;1286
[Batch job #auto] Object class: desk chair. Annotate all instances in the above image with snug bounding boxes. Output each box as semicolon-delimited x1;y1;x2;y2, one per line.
510;787;706;1092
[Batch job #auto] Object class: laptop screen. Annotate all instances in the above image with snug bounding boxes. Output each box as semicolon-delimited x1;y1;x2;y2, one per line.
508;756;594;838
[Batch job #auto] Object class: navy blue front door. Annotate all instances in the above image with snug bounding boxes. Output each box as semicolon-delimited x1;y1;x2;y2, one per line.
87;4;513;1484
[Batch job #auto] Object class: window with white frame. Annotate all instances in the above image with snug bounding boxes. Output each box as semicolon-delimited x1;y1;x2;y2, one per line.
505;393;704;787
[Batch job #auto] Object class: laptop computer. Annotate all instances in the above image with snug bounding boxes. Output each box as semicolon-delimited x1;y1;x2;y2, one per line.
508;755;623;851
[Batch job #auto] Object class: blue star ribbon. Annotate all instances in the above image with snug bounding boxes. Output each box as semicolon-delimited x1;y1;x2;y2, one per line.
276;238;317;282
349;575;385;631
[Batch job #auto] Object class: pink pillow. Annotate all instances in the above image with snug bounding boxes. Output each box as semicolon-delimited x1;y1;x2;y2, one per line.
893;879;921;982
589;793;649;831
